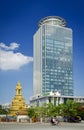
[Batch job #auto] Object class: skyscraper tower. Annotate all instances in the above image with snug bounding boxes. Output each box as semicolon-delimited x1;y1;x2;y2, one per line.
33;16;73;97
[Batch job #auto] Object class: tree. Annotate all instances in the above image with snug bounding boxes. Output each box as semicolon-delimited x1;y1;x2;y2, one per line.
0;105;2;109
62;100;78;117
46;102;56;117
27;107;36;118
0;105;9;115
77;103;84;119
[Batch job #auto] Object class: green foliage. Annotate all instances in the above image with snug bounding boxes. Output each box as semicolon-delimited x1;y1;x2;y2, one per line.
27;107;35;118
55;104;64;116
28;100;83;119
37;102;48;118
77;103;84;118
0;105;8;115
60;100;79;117
47;103;56;117
0;105;2;109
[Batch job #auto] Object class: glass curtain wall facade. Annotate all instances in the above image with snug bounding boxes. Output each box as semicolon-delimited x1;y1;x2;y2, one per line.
33;16;73;96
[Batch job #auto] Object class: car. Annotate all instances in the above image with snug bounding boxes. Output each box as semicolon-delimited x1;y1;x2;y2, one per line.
63;116;81;123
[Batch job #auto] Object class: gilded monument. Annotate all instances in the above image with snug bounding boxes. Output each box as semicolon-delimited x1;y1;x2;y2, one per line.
10;81;27;116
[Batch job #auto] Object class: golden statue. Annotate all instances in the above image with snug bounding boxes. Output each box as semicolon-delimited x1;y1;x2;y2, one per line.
10;81;27;116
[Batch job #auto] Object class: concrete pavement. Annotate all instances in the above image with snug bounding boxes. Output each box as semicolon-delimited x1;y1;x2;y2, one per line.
0;121;84;130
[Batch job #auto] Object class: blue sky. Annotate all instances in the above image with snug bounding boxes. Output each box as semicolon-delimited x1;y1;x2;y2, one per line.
0;0;84;105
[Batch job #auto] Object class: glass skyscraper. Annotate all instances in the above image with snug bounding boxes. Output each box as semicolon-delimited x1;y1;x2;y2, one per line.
33;16;73;97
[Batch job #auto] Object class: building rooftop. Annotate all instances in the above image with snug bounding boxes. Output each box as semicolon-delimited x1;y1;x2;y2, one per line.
38;16;66;27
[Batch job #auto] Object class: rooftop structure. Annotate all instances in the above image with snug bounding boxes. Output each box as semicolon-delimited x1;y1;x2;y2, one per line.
38;16;66;27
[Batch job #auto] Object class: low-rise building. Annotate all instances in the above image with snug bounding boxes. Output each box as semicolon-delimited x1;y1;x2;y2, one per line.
30;91;84;106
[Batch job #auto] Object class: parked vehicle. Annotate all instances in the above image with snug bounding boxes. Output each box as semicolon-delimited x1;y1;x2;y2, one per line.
63;116;81;122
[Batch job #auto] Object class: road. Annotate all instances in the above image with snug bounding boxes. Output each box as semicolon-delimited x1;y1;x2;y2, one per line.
0;121;84;130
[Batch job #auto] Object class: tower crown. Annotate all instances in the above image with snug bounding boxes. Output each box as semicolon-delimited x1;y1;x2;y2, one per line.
16;81;22;90
16;81;22;95
38;16;66;28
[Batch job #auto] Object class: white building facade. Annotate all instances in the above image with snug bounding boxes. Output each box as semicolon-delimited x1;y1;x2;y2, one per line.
30;93;84;107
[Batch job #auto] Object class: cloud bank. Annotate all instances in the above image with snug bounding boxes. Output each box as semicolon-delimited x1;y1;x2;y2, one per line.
0;43;33;70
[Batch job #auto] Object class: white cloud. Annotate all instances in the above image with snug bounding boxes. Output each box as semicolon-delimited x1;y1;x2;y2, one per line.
0;43;33;70
0;42;20;50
